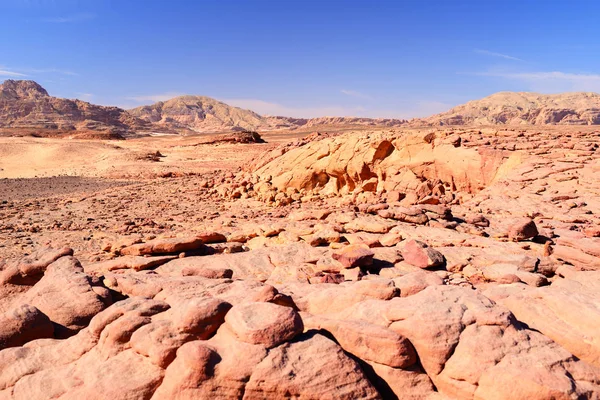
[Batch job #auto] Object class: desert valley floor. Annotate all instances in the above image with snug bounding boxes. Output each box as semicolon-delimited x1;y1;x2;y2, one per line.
1;125;600;399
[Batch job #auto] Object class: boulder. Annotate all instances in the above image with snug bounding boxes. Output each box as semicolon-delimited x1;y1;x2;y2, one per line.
120;236;207;256
85;255;176;274
224;302;303;348
243;332;381;399
18;256;108;336
401;240;445;269
0;247;73;284
485;273;600;367
345;216;395;234
392;271;444;297
0;304;53;350
332;244;375;269
507;218;539;242
338;285;600;399
304;313;416;368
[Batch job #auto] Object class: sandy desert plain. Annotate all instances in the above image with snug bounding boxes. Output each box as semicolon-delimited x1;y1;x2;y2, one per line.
0;81;600;400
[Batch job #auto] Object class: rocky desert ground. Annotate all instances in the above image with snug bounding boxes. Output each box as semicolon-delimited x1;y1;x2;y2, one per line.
1;80;600;399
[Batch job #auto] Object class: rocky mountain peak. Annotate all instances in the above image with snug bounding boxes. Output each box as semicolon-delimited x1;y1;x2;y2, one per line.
0;79;49;100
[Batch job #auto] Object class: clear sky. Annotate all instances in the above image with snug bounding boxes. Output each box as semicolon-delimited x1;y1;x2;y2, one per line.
1;0;599;118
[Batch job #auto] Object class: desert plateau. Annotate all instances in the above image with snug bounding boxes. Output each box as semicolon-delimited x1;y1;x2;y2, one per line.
1;1;600;399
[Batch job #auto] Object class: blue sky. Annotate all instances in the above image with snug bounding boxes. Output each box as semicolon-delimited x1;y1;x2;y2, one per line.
1;0;600;118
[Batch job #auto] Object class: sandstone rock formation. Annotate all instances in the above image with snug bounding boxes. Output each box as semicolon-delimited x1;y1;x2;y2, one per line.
239;129;515;206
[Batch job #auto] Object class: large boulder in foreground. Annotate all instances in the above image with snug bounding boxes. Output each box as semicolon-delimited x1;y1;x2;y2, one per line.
0;304;53;350
15;256;109;337
485;268;600;368
332;285;600;399
243;333;381;400
224;302;303;348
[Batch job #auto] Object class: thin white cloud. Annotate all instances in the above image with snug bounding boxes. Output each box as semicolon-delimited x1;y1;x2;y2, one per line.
476;70;600;92
1;65;77;77
76;93;94;101
401;101;453;119
220;98;451;119
474;49;524;62
479;71;600;81
340;89;372;100
26;68;78;76
0;69;27;77
221;98;366;118
475;71;600;93
42;13;95;23
126;92;185;103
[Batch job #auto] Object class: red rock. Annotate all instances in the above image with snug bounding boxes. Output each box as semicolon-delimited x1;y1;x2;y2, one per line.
196;231;227;244
584;227;600;238
224;302;303;348
129;298;230;368
379;207;430;225
0;304;53;350
343;285;600;399
332;244;375;268
304;313;416;368
344;215;395;234
306;228;341;246
243;333;380;399
344;232;383;248
309;272;345;284
379;232;403;247
485;273;600;368
367;362;437;399
18;256;108;336
182;266;233;279
341;267;363;281
418;195;440;205
385;190;405;203
393;271;444;297
120;236;207;256
288;209;332;221
288;279;399;315
152;340;224;398
85;255;176;274
0;247;73;284
401;240;445;269
507;218;539;241
464;213;490;227
553;245;600;270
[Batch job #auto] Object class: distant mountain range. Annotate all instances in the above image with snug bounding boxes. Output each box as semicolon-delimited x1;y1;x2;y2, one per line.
0;80;149;138
128;95;273;133
126;96;409;133
0;80;408;137
2;80;600;138
421;91;600;126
